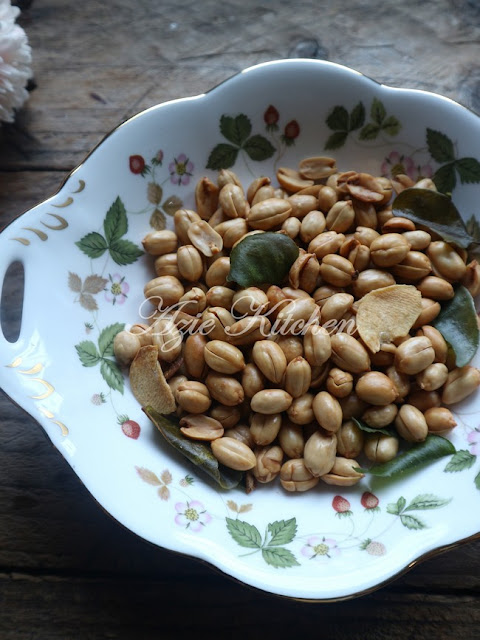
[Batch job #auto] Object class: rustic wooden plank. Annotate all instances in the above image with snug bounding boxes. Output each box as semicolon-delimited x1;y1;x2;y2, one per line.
1;0;479;171
0;571;479;640
0;171;67;222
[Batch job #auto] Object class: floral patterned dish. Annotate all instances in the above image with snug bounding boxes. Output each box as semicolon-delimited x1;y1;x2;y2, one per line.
1;59;480;601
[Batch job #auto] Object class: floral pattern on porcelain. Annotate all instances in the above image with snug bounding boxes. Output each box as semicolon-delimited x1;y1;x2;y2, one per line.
175;500;212;532
301;537;341;561
135;461;459;568
128;150;187;230
69;100;480;556
323;97;480;193
5;60;480;600
206;106;301;173
105;273;129;305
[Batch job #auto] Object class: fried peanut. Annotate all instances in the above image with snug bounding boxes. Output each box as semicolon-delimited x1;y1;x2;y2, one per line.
124;158;473;498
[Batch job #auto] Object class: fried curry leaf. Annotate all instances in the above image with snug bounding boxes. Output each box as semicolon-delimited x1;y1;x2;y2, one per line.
144;406;243;490
392;187;477;250
352;417;394;437
227;232;299;287
433;286;479;367
355;435;455;478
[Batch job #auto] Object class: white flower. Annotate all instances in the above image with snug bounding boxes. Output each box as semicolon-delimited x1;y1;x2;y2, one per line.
0;0;32;123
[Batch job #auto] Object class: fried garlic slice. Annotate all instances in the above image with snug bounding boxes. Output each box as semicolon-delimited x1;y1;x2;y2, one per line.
129;345;176;414
356;285;422;353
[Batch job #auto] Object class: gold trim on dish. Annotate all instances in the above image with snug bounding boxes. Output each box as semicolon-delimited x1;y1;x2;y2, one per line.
50;419;69;436
71;179;86;193
41;213;68;230
12;213;69;244
21;227;48;241
7;357;24;368
28;378;54;400
38;406;68;435
7;359;55;399
52;196;74;208
18;363;43;375
39;406;54;419
6;358;68;435
5;183;76;246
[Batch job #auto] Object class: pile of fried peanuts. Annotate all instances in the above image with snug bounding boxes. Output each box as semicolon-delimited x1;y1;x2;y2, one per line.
113;157;480;492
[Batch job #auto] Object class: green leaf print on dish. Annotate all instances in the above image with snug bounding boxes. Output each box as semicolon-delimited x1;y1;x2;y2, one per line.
475;470;480;491
226;518;262;549
75;340;101;367
98;322;125;358
325;99;400;150
386;493;451;530
75;323;125;393
426;128;480;193
325;102;365;150
402;494;451;511
104;197;128;243
220;113;252;146
100;359;125;393
427;129;455;163
359;99;401;141
76;232;108;259
261;547;299;569
399;514;426;530
444;449;476;473
75;197;143;266
226;516;300;568
207;114;275;170
267;518;297;546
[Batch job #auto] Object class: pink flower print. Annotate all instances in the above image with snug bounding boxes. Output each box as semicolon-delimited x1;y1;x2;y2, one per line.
381;150;408;178
381;150;401;175
169;153;194;186
402;155;416;179
104;273;129;305
419;163;433;179
301;536;340;561
468;429;480;456
381;151;433;182
174;500;211;532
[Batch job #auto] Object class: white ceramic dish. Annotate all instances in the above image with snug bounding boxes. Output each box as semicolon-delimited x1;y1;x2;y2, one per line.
1;59;480;601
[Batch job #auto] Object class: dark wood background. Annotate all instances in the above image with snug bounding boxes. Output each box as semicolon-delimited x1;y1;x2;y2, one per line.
1;1;480;637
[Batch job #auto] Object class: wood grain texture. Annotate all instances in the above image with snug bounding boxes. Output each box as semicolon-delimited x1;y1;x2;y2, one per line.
2;0;480;176
1;573;480;640
2;0;480;637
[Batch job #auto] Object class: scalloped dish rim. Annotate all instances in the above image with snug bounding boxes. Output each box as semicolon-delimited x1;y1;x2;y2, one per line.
1;59;480;602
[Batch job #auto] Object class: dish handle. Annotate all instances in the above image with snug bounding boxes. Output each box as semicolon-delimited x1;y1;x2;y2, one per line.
0;236;25;355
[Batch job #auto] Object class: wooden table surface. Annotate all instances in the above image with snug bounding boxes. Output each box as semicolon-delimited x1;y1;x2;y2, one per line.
1;1;480;637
